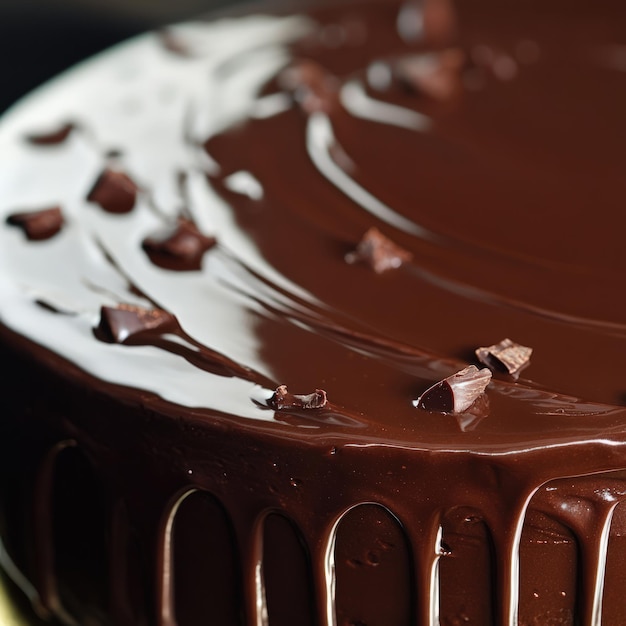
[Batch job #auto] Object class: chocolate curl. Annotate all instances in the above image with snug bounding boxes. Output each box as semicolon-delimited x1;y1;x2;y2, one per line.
87;168;138;214
476;338;532;377
414;365;492;414
346;227;412;273
95;304;178;344
6;207;64;241
269;385;328;410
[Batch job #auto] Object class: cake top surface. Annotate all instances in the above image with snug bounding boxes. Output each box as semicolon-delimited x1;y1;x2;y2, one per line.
1;0;626;458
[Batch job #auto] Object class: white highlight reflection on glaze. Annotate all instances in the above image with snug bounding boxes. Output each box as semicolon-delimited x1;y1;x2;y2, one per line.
306;112;434;238
224;170;264;200
0;15;314;419
340;79;432;131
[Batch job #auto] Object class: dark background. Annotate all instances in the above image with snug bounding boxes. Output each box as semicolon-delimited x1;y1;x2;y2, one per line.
0;0;244;115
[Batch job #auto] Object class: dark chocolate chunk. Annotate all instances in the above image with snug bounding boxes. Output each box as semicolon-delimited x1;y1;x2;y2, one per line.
476;338;532;377
95;304;178;344
279;60;340;114
269;385;328;410
142;219;217;271
26;122;76;145
394;48;465;100
345;227;412;273
87;169;138;214
6;206;64;241
414;365;491;413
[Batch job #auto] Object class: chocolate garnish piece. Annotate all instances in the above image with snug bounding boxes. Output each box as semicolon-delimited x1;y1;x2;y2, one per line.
414;365;492;414
279;60;340;114
26;122;76;145
394;48;465;101
268;385;328;410
87;168;138;214
94;304;178;344
6;206;64;241
142;219;216;271
475;338;532;377
345;227;412;273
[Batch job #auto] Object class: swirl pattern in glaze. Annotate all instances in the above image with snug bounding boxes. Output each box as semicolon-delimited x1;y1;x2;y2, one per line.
2;1;626;625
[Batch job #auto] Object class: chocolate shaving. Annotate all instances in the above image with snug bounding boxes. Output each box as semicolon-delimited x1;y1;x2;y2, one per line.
345;227;412;273
26;122;76;145
394;48;465;101
279;60;340;114
142;219;216;271
414;365;491;414
268;385;328;410
475;338;532;377
94;304;178;344
6;206;64;241
87;168;138;214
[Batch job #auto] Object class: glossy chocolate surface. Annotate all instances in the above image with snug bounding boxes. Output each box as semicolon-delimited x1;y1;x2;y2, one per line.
1;0;626;625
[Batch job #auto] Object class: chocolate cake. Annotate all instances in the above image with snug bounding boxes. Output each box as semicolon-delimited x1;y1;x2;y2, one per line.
1;0;626;624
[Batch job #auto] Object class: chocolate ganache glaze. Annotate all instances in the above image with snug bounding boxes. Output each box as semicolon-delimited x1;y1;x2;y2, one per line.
2;0;626;625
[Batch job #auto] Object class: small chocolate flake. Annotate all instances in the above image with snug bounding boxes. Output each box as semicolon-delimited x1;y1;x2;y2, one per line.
279;60;340;114
475;338;532;377
414;365;492;414
87;168;138;214
26;122;76;146
268;385;328;410
142;219;217;271
394;48;465;100
6;206;64;241
345;227;412;273
94;304;178;344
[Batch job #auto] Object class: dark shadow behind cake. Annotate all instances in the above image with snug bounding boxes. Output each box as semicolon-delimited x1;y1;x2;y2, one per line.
2;0;626;625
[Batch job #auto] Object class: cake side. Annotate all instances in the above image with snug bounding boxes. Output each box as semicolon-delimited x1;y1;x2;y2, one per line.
3;323;626;626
